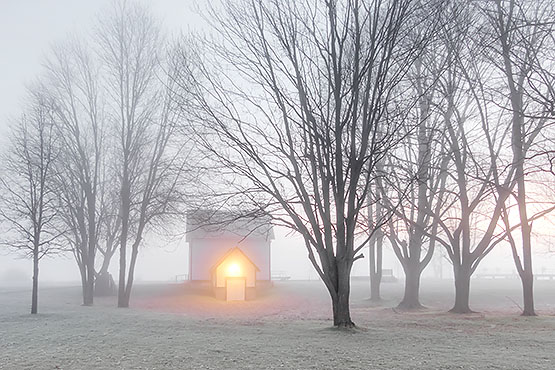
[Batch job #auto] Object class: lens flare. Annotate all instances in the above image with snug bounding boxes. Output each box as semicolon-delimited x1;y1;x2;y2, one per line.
227;263;241;277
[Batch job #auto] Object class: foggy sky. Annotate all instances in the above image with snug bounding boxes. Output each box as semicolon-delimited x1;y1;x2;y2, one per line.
0;0;194;137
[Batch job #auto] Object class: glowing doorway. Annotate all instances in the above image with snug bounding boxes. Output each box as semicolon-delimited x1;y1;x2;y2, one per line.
226;277;246;301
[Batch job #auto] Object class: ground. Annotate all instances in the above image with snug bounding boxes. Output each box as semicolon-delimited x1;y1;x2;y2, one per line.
1;278;555;370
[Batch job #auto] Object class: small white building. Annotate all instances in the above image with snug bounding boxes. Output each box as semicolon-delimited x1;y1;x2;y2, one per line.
186;211;274;300
211;247;260;300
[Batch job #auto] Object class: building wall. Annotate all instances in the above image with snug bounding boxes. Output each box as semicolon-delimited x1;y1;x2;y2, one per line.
189;237;271;281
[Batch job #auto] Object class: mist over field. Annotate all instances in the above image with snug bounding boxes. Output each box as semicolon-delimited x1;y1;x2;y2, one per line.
1;0;554;369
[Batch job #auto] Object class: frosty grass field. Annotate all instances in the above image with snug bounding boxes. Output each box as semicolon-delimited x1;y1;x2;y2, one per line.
2;279;555;370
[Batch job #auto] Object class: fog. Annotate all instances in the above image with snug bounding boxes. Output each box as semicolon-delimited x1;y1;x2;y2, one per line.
2;1;553;289
1;1;555;369
4;232;553;285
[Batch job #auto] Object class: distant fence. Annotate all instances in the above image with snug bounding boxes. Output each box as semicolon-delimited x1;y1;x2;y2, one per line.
475;273;555;281
535;274;555;280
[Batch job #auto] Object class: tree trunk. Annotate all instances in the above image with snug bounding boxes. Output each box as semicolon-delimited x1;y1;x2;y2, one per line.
330;261;355;328
118;176;131;308
450;264;473;313
118;240;128;308
77;261;90;306
516;160;536;316
117;220;128;307
95;237;118;297
82;283;93;306
31;249;39;314
122;243;140;308
84;197;96;306
521;270;536;316
518;211;536;316
95;270;115;296
82;253;94;306
519;212;536;316
370;274;381;302
398;263;423;309
369;232;383;302
83;278;94;306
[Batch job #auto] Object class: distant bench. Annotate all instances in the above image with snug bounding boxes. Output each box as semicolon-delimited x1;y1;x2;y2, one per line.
351;269;398;283
381;269;398;283
175;274;189;282
271;271;291;281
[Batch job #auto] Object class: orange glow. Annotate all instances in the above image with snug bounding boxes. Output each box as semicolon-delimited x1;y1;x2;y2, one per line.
227;262;241;277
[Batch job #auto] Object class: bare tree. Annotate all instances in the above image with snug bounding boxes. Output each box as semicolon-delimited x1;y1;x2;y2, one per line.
97;0;189;308
0;89;63;314
43;40;105;306
416;2;519;313
361;3;460;309
377;49;451;309
415;0;555;314
176;0;442;327
482;0;555;316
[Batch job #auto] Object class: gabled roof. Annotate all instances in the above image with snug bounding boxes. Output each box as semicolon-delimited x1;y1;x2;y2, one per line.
186;210;274;242
210;247;261;272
